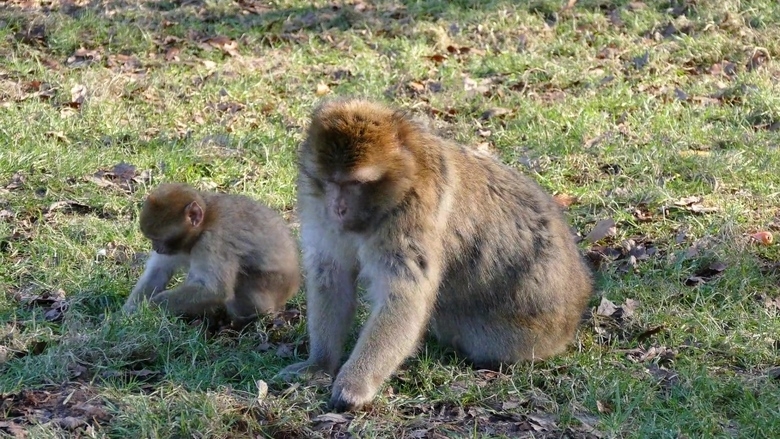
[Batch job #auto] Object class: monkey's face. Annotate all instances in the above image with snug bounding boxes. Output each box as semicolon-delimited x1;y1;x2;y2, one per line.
149;238;175;255
322;179;378;232
300;98;418;232
145;229;190;255
139;185;206;255
140;208;197;255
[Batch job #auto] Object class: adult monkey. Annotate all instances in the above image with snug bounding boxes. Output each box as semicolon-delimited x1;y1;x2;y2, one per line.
277;98;593;411
123;183;300;328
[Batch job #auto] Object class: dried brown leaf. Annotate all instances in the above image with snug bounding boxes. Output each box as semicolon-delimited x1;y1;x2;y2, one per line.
165;47;180;62
553;193;578;208
0;420;27;438
673;196;702;206
750;231;773;245
764;297;780;311
684;260;727;286
44;301;68;322
596;297;618;317
47;200;94;215
746;50;768;72
53;416;85;430
73;403;109;421
315;83;330;96
426;53;447;64
481;107;511;120
635;325;665;343
585;218;616;243
596;400;612;414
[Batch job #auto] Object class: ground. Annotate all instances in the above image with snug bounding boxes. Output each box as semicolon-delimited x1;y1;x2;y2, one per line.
0;0;779;437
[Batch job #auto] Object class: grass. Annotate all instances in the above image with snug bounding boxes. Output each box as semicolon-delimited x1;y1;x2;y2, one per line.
1;0;779;437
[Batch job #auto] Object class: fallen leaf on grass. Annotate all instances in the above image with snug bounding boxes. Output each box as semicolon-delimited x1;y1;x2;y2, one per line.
684;260;727;286
66;48;101;68
425;53;447;64
19;81;56;102
750;231;773;245
70;84;86;108
635;325;665;343
710;61;738;77
165;47;181;62
53;416;85;430
666;196;719;214
15;24;47;47
596;297;638;320
764;297;780;311
746;49;768;72
627;345;676;364
96;242;133;264
0;420;27;438
312;412;353;430
6;172;26;190
20;288;65;307
596;400;612;414
47;200;94;215
585;218;616;243
645;363;679;392
633;203;653;222
553;193;578;208
44;301;68;322
85;162;148;193
315;82;330;96
481;107;512;120
206;36;241;57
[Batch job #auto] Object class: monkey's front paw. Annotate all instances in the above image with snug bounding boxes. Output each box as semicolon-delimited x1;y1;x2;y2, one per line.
329;377;376;412
273;361;330;383
121;302;138;314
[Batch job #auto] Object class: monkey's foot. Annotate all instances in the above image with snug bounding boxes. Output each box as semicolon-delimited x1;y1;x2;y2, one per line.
121;302;138;314
329;376;375;412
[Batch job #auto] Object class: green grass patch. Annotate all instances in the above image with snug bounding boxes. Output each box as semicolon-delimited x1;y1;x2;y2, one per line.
1;0;779;437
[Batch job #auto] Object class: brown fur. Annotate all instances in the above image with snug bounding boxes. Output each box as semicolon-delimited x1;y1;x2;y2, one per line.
123;183;300;327
277;98;593;411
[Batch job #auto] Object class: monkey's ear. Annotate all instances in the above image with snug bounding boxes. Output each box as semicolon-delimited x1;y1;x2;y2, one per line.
186;201;204;227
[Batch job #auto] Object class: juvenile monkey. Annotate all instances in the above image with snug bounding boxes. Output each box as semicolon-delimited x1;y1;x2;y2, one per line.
277;98;593;411
122;183;300;327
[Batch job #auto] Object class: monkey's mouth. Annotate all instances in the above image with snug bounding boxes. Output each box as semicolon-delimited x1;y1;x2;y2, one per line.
339;218;371;233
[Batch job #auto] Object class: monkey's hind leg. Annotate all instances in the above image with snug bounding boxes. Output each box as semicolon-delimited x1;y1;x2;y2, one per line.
228;272;298;326
435;312;572;367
